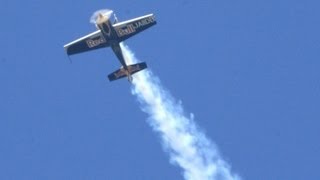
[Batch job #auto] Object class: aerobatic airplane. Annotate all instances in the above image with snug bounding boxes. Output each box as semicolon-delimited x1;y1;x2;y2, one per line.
64;12;156;82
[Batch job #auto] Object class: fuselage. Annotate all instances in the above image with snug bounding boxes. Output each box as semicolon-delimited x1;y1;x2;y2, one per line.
96;13;128;69
96;14;117;42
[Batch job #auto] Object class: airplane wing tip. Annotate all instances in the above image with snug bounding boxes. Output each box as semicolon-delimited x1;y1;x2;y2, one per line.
63;45;70;55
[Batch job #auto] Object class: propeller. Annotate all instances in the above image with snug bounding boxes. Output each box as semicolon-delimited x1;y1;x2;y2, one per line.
90;9;113;24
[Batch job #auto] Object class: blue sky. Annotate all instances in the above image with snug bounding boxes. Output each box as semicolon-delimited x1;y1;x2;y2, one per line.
1;0;320;179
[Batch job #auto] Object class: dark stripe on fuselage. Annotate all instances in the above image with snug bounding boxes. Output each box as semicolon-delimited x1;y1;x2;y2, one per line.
101;23;111;35
97;20;118;41
97;20;127;68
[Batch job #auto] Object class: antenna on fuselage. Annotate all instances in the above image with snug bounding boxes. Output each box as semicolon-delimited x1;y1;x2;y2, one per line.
67;55;72;64
113;13;119;24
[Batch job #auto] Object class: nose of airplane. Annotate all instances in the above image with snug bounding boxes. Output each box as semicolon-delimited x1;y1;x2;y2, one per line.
96;13;106;24
96;13;103;22
96;13;109;24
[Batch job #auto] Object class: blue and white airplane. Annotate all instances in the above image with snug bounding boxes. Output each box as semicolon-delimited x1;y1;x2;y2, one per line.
64;12;156;82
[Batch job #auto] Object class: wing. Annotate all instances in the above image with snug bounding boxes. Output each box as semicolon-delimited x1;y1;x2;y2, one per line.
64;30;110;56
113;14;156;42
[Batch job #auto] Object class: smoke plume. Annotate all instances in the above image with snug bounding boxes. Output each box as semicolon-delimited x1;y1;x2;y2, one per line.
121;44;240;180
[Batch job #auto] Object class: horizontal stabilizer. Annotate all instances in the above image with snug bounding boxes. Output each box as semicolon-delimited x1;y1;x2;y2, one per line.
108;62;147;81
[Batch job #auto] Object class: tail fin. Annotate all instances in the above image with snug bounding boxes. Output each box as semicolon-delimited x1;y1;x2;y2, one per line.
108;62;147;82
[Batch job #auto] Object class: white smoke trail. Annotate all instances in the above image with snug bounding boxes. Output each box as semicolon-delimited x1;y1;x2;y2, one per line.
121;44;240;180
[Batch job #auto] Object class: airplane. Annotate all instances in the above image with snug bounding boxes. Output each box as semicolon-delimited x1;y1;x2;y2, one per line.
64;12;156;82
